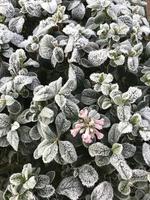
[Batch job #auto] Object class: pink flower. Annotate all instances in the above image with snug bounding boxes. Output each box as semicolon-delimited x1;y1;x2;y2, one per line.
70;108;105;144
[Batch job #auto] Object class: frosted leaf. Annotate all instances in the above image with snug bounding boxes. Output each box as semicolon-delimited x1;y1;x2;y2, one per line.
95;156;110;167
29;125;41;141
21;163;33;179
43;142;58;163
130;169;148;183
18;126;32;143
55;94;66;108
78;164;98;187
34;139;50;160
125;87;142;103
38;123;56;140
24;58;40;68
52;47;64;63
48;77;62;95
117;106;131;122
118;122;133;134
91;181;113;200
110;154;132;180
122;143;136;159
0;113;10;128
98;96;112;110
0;126;9;138
59;80;76;96
33;17;56;37
33;85;55;101
40;0;57;14
140;130;150;141
38;107;54;125
21;191;35;200
118;15;133;27
14;75;36;92
142;143;150;167
0;1;15;18
58;141;77;163
81;89;98;105
37;185;55;198
55;112;71;134
35;175;50;189
108;124;122;145
10;173;22;186
39;34;56;59
9;49;26;75
89;142;110;157
7;101;22;115
0;136;9;147
68;1;80;11
62;99;79;119
7;130;19;151
71;3;85;20
19;0;41;17
88;49;108;67
118;181;131;196
69;64;84;85
57;176;83;200
9;16;25;33
11;33;24;47
23;176;37;190
139;106;150;121
128;56;139;72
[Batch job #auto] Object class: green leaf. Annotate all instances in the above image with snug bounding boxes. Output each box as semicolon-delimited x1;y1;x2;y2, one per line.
58;141;77;164
91;181;113;200
112;143;123;155
57;176;83;200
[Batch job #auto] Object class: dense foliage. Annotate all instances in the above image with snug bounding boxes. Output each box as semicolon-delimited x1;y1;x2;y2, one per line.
0;0;150;199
